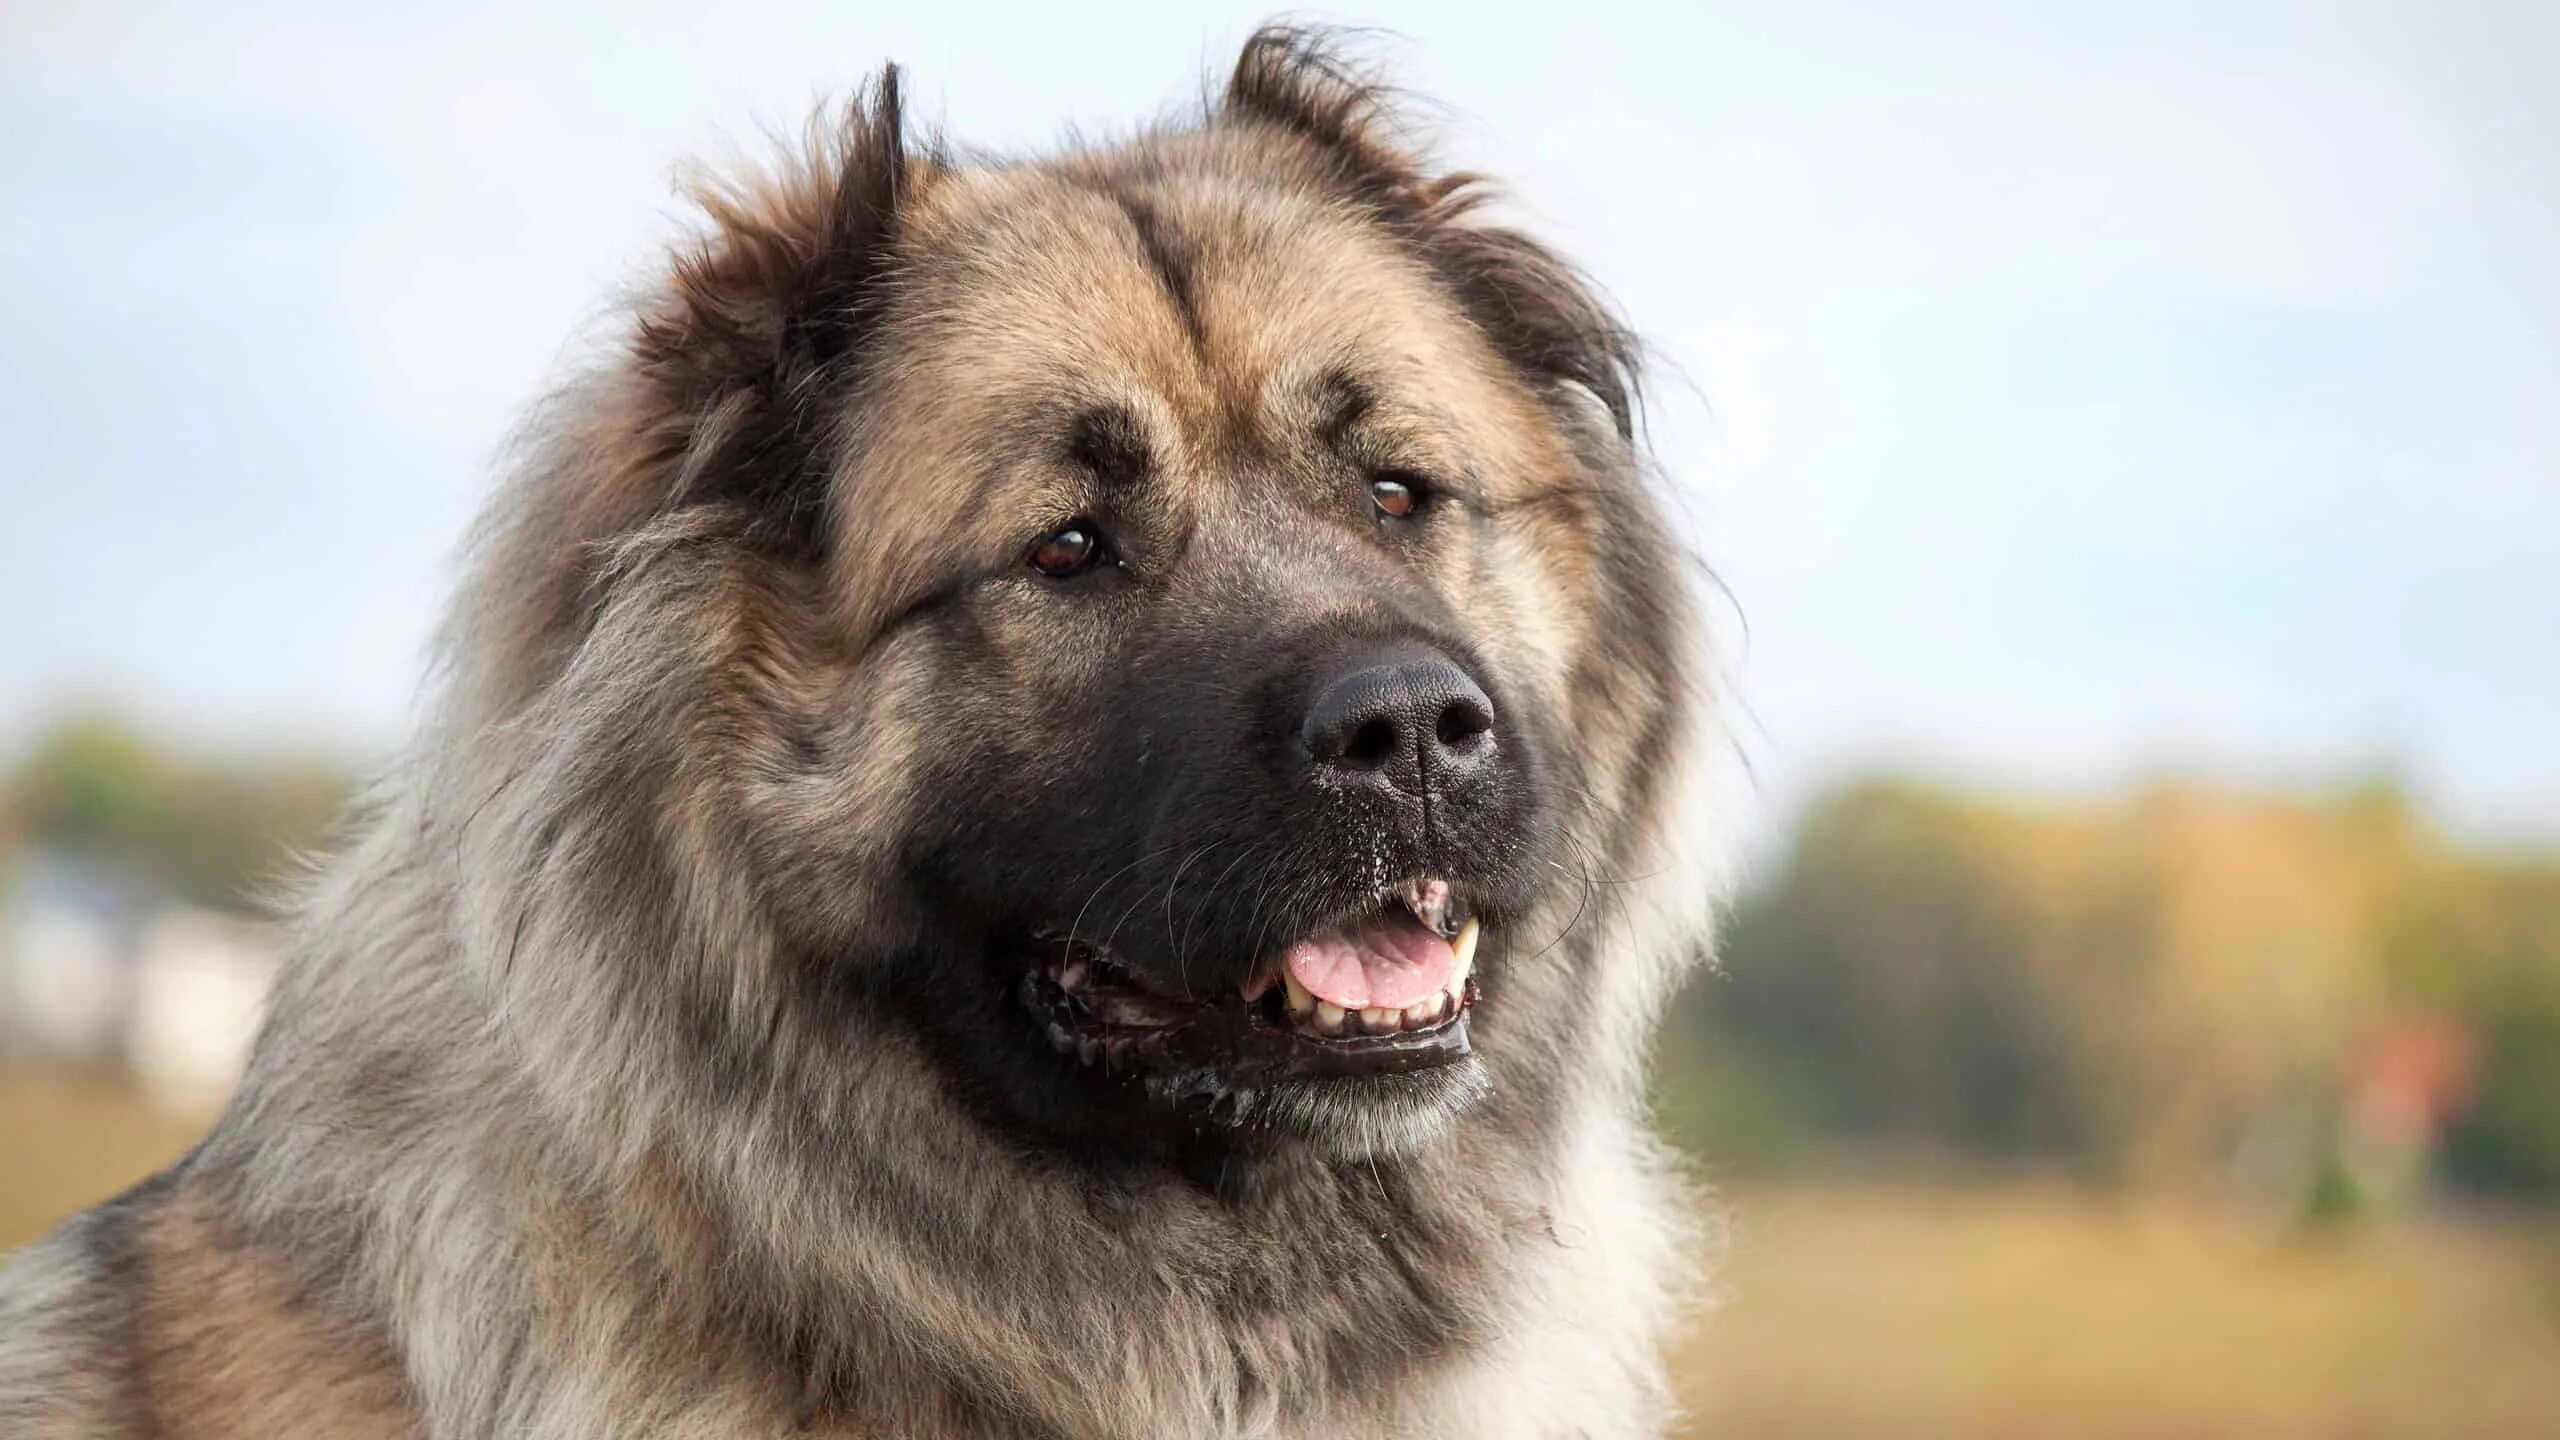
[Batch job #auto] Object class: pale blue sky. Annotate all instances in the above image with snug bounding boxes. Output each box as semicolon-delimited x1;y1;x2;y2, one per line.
3;0;2553;849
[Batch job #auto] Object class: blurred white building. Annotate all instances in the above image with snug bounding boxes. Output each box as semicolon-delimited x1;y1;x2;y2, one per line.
128;908;278;1118
1;849;148;1069
1;848;278;1117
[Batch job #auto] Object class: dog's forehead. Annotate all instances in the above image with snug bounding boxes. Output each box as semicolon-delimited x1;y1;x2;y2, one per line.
888;153;1518;457
821;145;1580;626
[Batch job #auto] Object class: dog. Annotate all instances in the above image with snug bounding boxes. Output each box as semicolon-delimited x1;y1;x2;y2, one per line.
0;27;1722;1438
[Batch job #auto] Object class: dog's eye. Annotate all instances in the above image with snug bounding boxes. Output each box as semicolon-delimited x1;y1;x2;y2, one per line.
1027;522;1108;578
1370;474;1424;519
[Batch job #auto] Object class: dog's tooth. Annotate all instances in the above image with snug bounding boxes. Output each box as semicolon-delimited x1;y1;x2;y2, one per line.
1314;1001;1347;1034
1361;1006;1397;1033
1283;971;1316;1018
1076;1036;1099;1065
1059;960;1089;990
1416;881;1451;935
1048;1023;1074;1053
1448;917;1480;995
1408;992;1443;1025
1240;968;1277;1004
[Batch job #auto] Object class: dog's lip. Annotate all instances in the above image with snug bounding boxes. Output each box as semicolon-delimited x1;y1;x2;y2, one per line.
1013;879;1483;1083
1021;965;1477;1083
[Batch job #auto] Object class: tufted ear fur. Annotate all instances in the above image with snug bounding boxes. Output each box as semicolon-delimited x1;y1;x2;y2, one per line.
630;64;914;556
447;68;914;724
1223;27;1641;440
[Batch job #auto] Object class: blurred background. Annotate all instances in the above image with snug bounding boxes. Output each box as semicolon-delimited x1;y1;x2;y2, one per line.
3;2;2554;1434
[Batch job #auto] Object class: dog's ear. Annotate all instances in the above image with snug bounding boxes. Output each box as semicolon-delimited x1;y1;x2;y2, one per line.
631;66;914;555
1222;27;1420;214
451;70;915;722
1222;28;1639;440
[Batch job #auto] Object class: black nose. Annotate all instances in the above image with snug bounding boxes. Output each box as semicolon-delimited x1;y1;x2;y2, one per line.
1300;643;1497;795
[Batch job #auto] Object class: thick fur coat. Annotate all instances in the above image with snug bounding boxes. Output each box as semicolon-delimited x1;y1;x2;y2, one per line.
0;29;1724;1438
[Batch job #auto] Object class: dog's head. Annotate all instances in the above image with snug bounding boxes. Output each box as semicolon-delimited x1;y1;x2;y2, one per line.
449;30;1701;1178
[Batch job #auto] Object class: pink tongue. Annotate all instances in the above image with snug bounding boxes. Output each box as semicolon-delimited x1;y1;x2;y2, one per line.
1284;914;1455;1010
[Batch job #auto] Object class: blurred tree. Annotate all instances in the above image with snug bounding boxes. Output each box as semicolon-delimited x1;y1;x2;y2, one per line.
0;709;354;915
2428;866;2560;1200
1659;774;2560;1207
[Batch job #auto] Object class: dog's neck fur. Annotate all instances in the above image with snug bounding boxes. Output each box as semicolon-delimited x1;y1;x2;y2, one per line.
174;762;1703;1440
5;34;1729;1434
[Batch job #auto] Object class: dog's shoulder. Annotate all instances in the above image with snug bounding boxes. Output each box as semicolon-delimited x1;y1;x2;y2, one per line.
0;1184;142;1438
0;1165;421;1439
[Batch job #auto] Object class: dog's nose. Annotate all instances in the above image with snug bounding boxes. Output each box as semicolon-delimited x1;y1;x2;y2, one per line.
1300;643;1496;796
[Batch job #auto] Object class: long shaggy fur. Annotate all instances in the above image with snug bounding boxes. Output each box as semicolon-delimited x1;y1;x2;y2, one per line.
1;27;1726;1438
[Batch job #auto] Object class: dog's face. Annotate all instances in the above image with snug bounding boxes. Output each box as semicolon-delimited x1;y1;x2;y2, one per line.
854;154;1589;1161
469;40;1692;1181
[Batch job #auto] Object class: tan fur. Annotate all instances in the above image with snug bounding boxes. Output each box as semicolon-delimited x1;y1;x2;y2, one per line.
1;29;1726;1437
1;1179;419;1439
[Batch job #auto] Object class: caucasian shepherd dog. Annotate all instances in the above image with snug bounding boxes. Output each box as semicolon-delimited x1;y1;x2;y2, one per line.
1;27;1723;1439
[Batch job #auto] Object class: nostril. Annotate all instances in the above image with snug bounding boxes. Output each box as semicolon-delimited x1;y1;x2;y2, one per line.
1343;717;1400;769
1435;697;1494;752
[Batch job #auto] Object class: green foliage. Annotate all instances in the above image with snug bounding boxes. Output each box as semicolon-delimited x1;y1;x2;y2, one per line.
1660;775;2560;1206
0;710;354;915
2444;981;2560;1199
1649;1004;1842;1173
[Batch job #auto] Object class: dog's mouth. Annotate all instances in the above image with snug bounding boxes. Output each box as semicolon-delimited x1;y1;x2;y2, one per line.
1013;878;1482;1085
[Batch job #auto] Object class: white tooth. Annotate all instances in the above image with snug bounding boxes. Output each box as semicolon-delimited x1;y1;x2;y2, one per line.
1315;1001;1347;1034
1076;1037;1099;1064
1059;960;1089;990
1283;971;1316;1017
1361;1006;1398;1032
1448;918;1480;995
1409;992;1444;1025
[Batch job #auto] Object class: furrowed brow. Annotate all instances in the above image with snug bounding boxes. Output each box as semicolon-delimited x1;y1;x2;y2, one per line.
1065;404;1154;489
1315;370;1374;455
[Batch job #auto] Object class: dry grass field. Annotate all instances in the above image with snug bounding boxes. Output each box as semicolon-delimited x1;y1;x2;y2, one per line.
1675;1178;2560;1438
6;1074;2557;1436
0;1070;204;1247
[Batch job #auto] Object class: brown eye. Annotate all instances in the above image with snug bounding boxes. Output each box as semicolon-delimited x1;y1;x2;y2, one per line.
1370;475;1420;518
1027;523;1105;578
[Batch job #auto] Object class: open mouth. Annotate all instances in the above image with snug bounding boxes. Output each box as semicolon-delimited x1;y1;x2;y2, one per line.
1014;878;1483;1084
